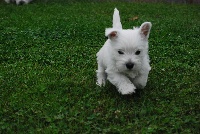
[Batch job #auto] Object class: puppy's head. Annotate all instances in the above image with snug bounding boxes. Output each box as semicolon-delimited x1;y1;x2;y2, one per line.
105;22;152;73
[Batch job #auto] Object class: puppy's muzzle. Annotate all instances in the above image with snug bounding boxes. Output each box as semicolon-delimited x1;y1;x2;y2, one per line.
126;62;134;70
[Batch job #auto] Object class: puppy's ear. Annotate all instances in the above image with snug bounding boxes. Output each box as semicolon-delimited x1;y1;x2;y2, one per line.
139;22;152;39
105;28;118;39
113;8;122;29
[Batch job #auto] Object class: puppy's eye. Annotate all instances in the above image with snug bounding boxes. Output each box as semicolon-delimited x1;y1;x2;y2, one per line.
135;50;141;55
118;51;124;55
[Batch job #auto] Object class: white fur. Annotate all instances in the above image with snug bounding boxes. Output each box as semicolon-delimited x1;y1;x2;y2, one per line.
113;8;122;29
5;0;32;5
96;8;152;95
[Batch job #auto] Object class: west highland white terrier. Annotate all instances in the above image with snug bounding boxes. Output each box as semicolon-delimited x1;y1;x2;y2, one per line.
5;0;32;5
96;8;152;95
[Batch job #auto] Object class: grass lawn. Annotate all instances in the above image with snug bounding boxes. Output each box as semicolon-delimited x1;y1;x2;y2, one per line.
0;0;199;133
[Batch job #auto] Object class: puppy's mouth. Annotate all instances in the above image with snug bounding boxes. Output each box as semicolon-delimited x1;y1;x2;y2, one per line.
124;70;138;79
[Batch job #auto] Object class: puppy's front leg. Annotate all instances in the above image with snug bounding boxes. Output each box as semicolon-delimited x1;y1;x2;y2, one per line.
96;70;107;87
133;66;151;89
133;73;149;89
107;72;136;95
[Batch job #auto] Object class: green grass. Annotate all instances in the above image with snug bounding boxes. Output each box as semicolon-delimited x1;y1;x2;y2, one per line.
0;1;199;133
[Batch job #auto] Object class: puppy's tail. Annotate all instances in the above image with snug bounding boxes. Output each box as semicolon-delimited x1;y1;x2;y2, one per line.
112;8;122;29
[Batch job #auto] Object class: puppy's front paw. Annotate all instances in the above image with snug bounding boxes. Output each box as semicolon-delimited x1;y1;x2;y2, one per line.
96;78;106;87
118;83;136;95
96;71;106;87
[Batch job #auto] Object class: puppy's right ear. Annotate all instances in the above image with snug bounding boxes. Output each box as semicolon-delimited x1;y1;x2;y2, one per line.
105;28;118;40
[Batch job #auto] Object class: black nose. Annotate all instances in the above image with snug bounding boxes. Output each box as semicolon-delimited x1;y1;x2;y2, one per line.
126;62;134;69
19;1;25;5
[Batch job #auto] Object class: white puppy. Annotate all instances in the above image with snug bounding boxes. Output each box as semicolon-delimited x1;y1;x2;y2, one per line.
96;8;152;95
5;0;32;5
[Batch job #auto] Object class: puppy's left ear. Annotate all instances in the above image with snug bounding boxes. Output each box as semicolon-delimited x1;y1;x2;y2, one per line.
139;22;152;39
105;28;118;40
